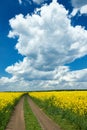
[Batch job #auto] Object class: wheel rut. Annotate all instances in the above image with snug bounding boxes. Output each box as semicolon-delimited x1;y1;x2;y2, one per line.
5;96;25;130
5;95;61;130
27;96;61;130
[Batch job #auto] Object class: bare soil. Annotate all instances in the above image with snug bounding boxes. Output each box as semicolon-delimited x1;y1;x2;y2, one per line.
5;96;25;130
5;95;61;130
27;96;61;130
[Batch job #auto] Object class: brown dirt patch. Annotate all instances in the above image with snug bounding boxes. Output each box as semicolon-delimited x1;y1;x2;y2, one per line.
5;95;61;130
5;96;25;130
27;96;61;130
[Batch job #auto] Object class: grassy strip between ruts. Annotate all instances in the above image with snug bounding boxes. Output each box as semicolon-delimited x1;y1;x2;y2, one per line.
24;95;42;130
30;97;84;130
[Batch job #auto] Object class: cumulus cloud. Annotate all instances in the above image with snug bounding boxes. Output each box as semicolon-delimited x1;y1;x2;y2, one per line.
1;67;87;91
18;0;22;4
8;1;87;71
80;5;87;14
54;66;87;83
1;0;87;91
6;57;54;80
32;0;44;4
71;0;87;8
71;0;87;16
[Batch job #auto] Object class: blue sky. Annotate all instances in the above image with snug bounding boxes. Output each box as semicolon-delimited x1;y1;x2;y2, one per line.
0;0;87;91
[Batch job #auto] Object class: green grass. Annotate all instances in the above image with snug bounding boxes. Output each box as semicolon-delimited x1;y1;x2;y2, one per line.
30;96;87;130
0;105;13;130
0;96;22;130
24;96;42;130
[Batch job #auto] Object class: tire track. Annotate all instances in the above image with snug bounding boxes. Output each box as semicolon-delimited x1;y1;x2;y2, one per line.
27;96;61;130
5;96;25;130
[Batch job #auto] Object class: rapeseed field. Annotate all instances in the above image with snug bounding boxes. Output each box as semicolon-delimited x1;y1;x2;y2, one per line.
0;92;23;130
29;91;87;130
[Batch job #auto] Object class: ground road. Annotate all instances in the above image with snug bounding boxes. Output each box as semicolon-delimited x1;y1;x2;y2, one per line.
5;95;61;130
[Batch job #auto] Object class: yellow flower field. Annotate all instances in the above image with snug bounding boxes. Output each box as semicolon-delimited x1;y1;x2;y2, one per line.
29;91;87;116
29;91;87;129
0;92;23;111
0;92;23;130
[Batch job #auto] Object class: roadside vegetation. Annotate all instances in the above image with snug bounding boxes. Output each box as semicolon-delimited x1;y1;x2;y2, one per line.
0;92;23;130
29;91;87;130
1;91;87;130
24;95;42;130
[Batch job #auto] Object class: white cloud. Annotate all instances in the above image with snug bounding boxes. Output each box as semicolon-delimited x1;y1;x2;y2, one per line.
71;0;87;8
71;0;87;16
8;1;87;71
70;8;78;17
32;0;57;5
6;57;54;80
55;66;87;82
18;0;32;6
1;0;87;91
80;5;87;14
32;0;44;4
18;0;22;4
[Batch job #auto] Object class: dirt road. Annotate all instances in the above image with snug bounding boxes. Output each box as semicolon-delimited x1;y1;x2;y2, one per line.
5;95;61;130
27;96;61;130
5;96;25;130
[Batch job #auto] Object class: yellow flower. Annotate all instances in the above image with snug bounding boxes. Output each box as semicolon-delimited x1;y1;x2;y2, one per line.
29;91;87;116
0;92;23;111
